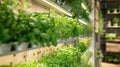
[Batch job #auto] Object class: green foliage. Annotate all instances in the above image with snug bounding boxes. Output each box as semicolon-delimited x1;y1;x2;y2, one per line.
106;55;120;63
39;46;81;67
0;0;19;43
0;0;92;47
96;47;103;62
81;50;92;63
105;33;116;40
119;6;120;11
88;61;93;67
15;44;93;67
107;7;113;11
107;7;120;12
84;0;92;12
112;17;120;24
82;24;93;37
65;0;91;22
98;10;105;35
76;38;91;52
16;60;44;67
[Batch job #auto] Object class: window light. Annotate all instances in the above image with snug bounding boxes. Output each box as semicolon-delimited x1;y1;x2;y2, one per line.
42;0;72;17
78;19;87;25
81;3;87;10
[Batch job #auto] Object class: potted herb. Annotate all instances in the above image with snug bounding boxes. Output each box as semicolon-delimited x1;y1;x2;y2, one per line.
112;17;120;26
0;33;12;54
107;7;113;13
105;33;116;40
96;47;103;67
113;8;118;13
107;20;111;27
0;0;20;54
16;35;29;51
0;23;13;54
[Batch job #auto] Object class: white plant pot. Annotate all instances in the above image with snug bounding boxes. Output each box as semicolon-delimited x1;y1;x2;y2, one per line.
62;39;66;42
37;43;41;47
114;10;117;13
32;43;41;48
57;39;61;44
62;2;66;6
107;10;110;13
0;44;11;54
113;23;118;27
16;42;28;51
107;21;111;27
69;37;73;41
32;44;37;48
66;38;70;42
74;37;78;40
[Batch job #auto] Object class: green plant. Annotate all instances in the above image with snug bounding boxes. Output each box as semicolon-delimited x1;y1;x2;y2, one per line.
0;0;92;47
105;33;116;40
76;38;91;52
84;0;92;12
99;28;105;35
14;44;92;67
112;17;120;24
88;61;93;67
96;47;103;67
98;10;105;35
65;0;91;22
16;60;43;67
0;0;20;44
106;55;120;64
96;47;103;62
113;8;118;10
81;50;92;67
107;7;112;11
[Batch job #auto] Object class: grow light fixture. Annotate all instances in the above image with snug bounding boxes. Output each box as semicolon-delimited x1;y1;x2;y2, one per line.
81;3;87;10
42;0;72;17
78;19;87;25
81;3;89;13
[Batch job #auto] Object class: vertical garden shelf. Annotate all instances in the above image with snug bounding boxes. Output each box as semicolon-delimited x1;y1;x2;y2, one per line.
99;0;120;65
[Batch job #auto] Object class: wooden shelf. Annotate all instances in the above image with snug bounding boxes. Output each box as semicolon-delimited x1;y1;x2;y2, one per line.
107;39;120;43
105;0;120;2
107;26;120;29
96;1;100;10
107;12;120;15
101;62;120;67
106;43;120;52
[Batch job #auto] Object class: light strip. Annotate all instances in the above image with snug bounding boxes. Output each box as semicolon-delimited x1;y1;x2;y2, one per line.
81;3;89;13
78;19;87;25
42;0;72;17
81;3;87;10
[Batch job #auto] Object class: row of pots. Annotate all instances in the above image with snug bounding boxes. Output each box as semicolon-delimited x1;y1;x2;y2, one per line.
0;37;79;55
107;21;119;27
107;10;120;14
0;42;39;55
